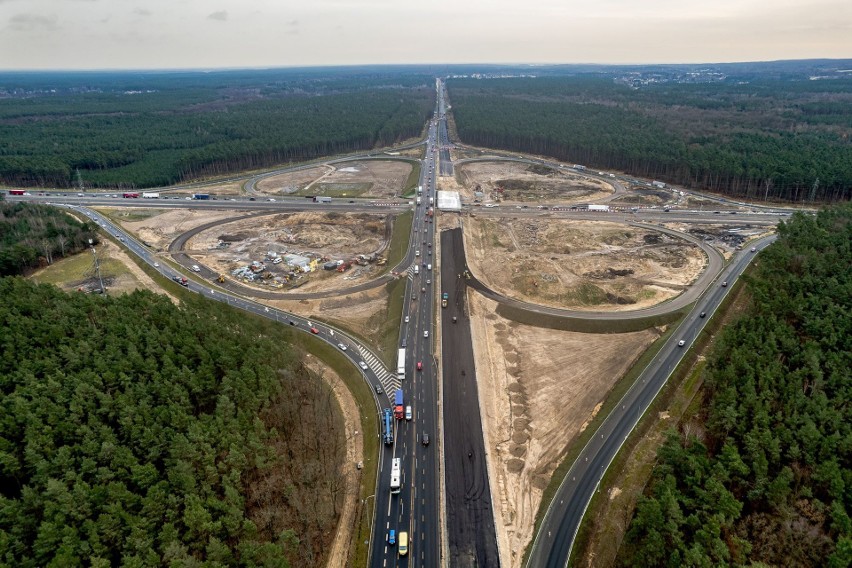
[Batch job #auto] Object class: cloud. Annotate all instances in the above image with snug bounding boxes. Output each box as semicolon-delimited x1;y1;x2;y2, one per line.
207;10;228;22
286;19;299;35
133;8;151;17
8;13;59;31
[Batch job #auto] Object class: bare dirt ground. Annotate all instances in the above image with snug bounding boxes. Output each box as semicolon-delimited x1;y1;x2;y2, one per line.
116;208;240;251
468;294;660;568
30;238;179;302
456;161;613;205
186;211;393;294
302;357;363;568
465;217;705;311
255;166;330;195
262;283;393;357
308;160;413;199
663;222;776;260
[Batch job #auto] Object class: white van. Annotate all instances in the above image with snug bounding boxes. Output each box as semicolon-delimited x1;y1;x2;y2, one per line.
414;265;419;275
427;264;432;271
191;265;201;272
398;532;408;556
405;405;412;421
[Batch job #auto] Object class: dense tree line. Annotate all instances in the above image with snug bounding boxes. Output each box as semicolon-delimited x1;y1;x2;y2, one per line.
0;202;99;276
447;77;852;202
619;206;852;566
0;280;346;566
0;76;434;188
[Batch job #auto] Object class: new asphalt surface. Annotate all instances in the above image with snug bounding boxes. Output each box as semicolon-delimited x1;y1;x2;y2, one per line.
440;227;500;567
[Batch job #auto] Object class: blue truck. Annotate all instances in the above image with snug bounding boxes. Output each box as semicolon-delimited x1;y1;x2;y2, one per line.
383;408;394;445
192;193;210;200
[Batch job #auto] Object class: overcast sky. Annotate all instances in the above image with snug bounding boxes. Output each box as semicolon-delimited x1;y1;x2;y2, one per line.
1;0;850;70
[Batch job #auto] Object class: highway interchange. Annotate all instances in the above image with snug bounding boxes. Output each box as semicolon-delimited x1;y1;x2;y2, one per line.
7;77;798;567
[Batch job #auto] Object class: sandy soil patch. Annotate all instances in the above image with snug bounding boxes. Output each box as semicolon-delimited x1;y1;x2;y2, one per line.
255;166;330;194
455;161;613;205
465;217;705;311
302;357;363;568
187;211;394;294
115;208;240;251
31;238;178;303
310;160;413;199
265;284;388;341
469;294;659;568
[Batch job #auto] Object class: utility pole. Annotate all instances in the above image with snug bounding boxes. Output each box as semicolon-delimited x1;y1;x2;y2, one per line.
90;239;105;294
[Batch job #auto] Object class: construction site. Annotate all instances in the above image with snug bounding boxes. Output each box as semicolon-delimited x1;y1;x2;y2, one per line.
184;211;393;293
253;159;415;199
463;217;706;311
467;294;661;568
455;161;614;205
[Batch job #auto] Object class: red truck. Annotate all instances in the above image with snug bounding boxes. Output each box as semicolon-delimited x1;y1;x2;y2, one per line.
123;192;140;198
394;389;404;420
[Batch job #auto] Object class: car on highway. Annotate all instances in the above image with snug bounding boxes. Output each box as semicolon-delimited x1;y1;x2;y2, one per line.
153;262;159;267
387;530;396;545
310;327;319;334
417;361;422;371
337;343;347;351
422;433;430;446
721;281;728;287
404;315;410;323
423;330;429;338
359;361;368;370
415;250;420;256
374;384;383;395
289;320;296;325
426;279;431;285
678;340;686;347
751;247;757;252
699;312;706;318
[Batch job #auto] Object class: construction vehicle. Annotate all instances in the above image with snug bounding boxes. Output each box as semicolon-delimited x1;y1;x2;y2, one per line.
442;292;448;308
217;274;226;283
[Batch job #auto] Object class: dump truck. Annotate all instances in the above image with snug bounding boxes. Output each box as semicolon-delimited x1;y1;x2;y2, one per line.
217;274;226;283
394;389;404;420
442;292;448;308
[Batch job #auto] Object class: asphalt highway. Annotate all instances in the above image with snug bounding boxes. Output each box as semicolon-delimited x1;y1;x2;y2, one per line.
369;116;442;568
440;227;500;567
526;234;778;568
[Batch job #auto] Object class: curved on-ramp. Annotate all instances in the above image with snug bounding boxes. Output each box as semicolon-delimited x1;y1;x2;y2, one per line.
463;221;724;323
168;210;410;301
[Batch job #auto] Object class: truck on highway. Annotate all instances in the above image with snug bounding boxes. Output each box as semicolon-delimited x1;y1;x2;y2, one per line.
192;193;210;200
390;457;401;494
8;190;26;196
142;192;160;199
429;196;434;205
383;409;394;445
417;185;423;195
394;389;404;420
416;197;421;205
587;204;610;212
122;192;140;198
313;196;332;203
442;292;448;308
397;348;405;380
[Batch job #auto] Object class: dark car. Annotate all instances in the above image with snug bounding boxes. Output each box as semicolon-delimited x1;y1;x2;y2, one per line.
699;312;706;318
421;433;430;446
375;384;384;395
